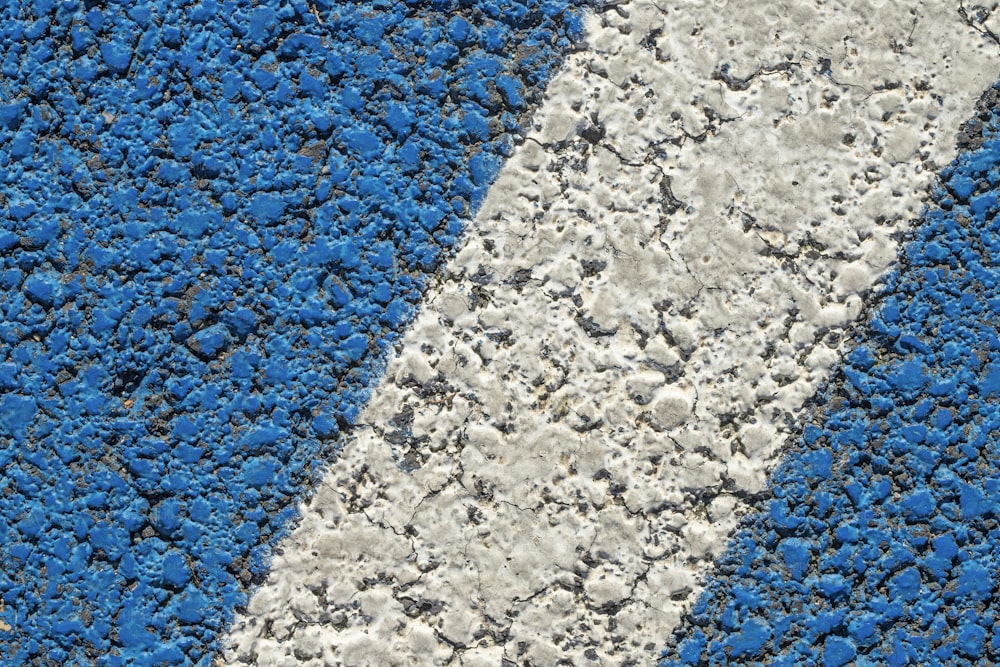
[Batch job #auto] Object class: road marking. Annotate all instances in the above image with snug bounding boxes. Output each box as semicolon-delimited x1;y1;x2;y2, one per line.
225;2;1000;664
660;79;1000;666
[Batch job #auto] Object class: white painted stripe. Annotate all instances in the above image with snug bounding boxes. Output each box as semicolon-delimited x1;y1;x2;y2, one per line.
224;3;999;665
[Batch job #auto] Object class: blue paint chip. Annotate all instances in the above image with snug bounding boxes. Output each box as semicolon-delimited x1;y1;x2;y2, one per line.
948;173;976;199
956;561;992;600
778;538;812;581
980;361;1000;394
470;151;501;188
971;192;997;215
177;590;208;625
802;448;833;480
889;567;921;602
495;74;526;109
240;424;286;452
901;490;935;521
162;551;192;588
727;618;771;658
187;324;231;359
822;636;857;667
99;41;131;74
118;609;157;649
817;574;849;601
0;101;26;129
0;394;37;443
956;622;987;658
248;193;287;225
891;360;926;391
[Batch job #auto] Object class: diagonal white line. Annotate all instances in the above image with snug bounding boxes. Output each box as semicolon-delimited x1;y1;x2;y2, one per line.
225;2;1000;665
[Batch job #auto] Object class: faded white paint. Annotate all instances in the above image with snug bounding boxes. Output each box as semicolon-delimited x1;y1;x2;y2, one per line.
224;2;1000;665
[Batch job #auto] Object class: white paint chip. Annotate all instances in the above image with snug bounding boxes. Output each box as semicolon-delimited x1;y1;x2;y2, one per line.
223;2;1000;665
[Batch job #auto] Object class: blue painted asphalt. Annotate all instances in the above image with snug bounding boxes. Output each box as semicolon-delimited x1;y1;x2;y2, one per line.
7;2;1000;664
0;1;588;663
660;84;1000;666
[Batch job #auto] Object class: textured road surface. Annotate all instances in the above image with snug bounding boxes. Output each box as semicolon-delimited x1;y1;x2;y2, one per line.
4;1;1000;665
0;1;587;663
227;2;1000;665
